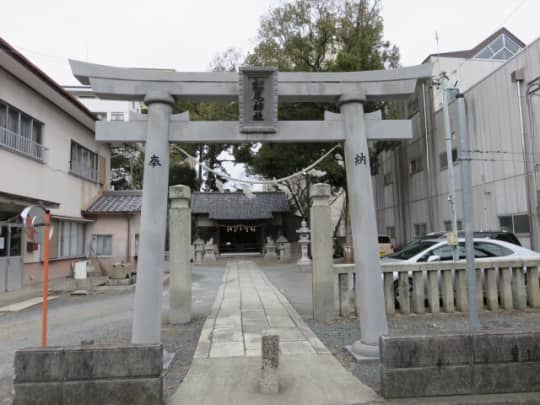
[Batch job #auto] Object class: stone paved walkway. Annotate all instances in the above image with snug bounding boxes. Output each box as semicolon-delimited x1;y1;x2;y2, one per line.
194;260;329;359
171;261;380;404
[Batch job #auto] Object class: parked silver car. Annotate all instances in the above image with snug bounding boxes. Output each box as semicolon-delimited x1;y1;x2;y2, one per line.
381;237;540;264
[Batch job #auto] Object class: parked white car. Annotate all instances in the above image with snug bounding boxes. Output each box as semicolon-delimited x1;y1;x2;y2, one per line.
382;237;540;264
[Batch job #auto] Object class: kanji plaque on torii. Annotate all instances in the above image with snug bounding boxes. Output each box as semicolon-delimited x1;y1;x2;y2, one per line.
70;59;431;359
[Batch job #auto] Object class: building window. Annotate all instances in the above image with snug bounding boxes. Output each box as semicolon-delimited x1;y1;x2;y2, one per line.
499;214;530;234
58;221;85;259
473;33;523;61
414;223;427;237
70;141;99;182
386;226;396;239
0;99;46;161
383;172;393;186
110;112;125;121
444;220;463;231
409;157;423;175
440;149;458;171
93;235;113;257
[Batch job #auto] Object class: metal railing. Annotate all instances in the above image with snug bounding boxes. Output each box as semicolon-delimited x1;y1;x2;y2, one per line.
0;126;47;162
334;259;540;316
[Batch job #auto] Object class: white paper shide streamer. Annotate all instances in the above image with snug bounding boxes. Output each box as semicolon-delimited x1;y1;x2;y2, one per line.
174;144;340;199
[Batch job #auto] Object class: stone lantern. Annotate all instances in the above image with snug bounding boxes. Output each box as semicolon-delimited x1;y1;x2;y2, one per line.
296;220;311;271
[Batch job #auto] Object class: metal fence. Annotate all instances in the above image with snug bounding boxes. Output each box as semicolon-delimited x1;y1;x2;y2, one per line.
0;126;47;162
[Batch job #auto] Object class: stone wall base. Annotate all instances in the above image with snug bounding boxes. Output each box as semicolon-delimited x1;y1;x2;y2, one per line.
14;345;162;405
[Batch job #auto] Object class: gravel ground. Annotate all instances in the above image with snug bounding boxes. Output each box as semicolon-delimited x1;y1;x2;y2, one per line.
262;263;540;395
98;315;210;401
97;265;224;401
0;265;223;404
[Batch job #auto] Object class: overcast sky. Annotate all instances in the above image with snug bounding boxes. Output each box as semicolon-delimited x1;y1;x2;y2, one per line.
1;0;539;85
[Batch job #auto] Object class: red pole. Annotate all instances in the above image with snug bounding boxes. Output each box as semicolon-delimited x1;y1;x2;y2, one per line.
41;212;50;347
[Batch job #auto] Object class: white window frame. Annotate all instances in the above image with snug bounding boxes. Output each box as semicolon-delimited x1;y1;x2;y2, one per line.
58;221;85;259
383;172;393;186
409;157;423;175
70;141;99;182
93;234;113;257
110;112;125;121
414;223;427;237
498;214;530;234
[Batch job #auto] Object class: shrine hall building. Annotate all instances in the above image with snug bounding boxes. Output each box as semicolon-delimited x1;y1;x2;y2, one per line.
192;191;291;254
84;190;293;263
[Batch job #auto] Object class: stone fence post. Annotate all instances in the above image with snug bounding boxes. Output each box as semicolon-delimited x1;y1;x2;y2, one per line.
310;183;334;322
168;185;192;324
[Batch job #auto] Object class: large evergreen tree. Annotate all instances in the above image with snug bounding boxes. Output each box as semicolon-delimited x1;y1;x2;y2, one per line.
234;0;400;222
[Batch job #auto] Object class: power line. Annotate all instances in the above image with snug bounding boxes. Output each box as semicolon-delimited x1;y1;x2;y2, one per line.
501;0;529;26
459;157;540;164
464;149;540;157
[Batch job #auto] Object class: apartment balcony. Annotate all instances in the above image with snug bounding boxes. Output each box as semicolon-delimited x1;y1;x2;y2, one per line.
0;126;47;162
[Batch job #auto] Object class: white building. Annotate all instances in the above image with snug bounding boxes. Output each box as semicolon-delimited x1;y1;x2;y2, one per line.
427;28;525;109
373;28;540;250
0;37;111;290
63;85;143;122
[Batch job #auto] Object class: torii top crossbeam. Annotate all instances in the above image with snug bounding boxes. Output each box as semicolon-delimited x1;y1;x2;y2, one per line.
70;60;431;102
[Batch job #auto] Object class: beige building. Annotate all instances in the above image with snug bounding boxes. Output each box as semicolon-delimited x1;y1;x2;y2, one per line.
373;29;540;250
83;191;141;271
83;190;293;264
0;37;111;290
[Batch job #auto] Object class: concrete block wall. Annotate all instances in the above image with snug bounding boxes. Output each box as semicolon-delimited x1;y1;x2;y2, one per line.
380;332;540;399
14;345;162;405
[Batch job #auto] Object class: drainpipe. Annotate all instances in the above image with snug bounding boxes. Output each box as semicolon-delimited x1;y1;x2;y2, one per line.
512;69;535;249
422;82;435;232
125;213;131;262
527;77;540;228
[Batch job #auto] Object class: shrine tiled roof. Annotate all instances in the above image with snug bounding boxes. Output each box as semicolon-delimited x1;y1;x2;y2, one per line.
192;192;289;220
84;190;142;214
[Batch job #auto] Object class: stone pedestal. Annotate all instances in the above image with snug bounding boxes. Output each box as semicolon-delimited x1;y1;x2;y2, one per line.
203;239;216;263
264;237;278;261
296;220;311;271
310;183;334;322
168;185;192;325
276;235;290;261
193;238;204;265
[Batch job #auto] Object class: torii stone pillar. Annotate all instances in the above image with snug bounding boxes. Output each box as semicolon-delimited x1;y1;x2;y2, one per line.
131;91;174;344
310;183;334;322
339;93;388;358
168;185;192;324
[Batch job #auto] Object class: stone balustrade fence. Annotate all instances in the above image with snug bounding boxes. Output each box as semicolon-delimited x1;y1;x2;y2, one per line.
334;259;540;317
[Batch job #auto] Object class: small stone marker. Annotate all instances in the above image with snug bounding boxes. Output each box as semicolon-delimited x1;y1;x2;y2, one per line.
193;238;204;264
261;331;279;394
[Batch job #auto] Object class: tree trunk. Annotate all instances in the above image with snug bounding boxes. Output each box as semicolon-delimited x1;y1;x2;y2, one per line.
333;194;345;238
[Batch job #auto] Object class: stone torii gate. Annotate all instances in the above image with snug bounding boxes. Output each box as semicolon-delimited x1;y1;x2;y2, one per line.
70;60;431;358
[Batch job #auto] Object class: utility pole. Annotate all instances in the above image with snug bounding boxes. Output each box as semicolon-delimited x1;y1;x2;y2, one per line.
456;93;480;332
440;73;459;260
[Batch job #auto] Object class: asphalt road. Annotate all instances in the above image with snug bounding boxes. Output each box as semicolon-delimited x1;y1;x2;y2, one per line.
0;265;224;404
